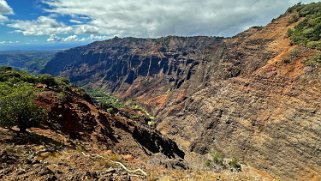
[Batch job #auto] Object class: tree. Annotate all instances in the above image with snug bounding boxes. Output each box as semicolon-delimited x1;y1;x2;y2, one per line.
0;83;47;133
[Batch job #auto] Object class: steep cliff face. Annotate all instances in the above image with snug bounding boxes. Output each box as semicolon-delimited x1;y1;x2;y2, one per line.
42;4;321;180
159;11;321;180
43;36;223;93
42;34;273;114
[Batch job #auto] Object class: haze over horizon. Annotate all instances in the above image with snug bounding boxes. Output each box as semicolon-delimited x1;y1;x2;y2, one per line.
0;0;319;50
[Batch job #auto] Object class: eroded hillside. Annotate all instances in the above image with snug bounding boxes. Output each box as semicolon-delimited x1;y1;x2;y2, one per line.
0;68;190;180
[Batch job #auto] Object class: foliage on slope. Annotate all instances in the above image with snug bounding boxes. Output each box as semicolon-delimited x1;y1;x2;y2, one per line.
0;67;71;132
287;2;321;49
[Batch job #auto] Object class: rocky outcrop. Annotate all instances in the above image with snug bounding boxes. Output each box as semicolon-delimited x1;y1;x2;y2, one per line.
35;85;185;160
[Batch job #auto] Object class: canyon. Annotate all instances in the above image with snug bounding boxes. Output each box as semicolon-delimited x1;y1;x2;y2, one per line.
35;3;321;180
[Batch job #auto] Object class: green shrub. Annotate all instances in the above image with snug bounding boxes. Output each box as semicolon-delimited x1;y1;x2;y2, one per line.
204;152;242;172
288;14;299;24
211;151;225;166
204;159;211;167
287;2;303;13
282;48;300;64
287;2;321;50
57;92;67;103
306;41;321;49
228;158;242;171
305;54;321;66
107;107;116;114
287;28;294;37
147;120;155;127
0;83;47;133
37;74;57;87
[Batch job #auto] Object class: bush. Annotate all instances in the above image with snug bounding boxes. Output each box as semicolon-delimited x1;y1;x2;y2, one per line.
288;14;299;24
282;48;300;64
287;28;294;37
287;2;321;50
107;107;116;114
228;158;242;171
37;74;57;87
305;54;321;66
306;41;321;49
0;83;47;133
287;2;303;13
211;151;225;166
204;151;242;172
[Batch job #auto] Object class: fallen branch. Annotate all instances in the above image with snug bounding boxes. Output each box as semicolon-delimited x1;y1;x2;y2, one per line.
82;152;90;157
81;152;147;177
81;152;104;158
111;161;147;177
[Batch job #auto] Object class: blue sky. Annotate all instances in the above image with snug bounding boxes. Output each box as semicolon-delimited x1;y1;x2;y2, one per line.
0;0;319;50
0;0;111;50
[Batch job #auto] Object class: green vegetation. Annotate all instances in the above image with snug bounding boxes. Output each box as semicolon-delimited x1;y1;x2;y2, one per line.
287;2;321;50
147;120;155;127
85;88;157;126
0;83;47;133
0;67;70;91
282;48;300;64
131;104;155;120
106;107;116;114
305;53;321;66
0;67;72;133
0;51;56;74
85;88;125;109
204;151;225;169
288;14;300;24
211;151;225;166
204;151;242;172
228;158;242;171
0;67;50;132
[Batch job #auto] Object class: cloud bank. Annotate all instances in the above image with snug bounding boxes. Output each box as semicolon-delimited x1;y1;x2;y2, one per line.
8;16;73;36
3;0;320;43
0;0;13;21
41;0;318;37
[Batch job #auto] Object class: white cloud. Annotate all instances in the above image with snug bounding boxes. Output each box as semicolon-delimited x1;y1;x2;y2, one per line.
63;35;79;42
0;0;13;22
42;0;320;37
47;34;111;43
47;34;61;42
70;19;83;24
0;40;20;44
4;0;320;44
8;16;73;36
89;34;112;40
47;34;81;42
74;24;100;34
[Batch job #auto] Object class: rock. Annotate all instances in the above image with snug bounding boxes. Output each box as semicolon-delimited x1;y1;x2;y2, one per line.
103;167;116;174
0;150;18;164
38;167;54;176
122;154;134;161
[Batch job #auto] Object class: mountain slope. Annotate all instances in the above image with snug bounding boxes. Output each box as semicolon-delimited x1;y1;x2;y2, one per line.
42;3;321;180
0;68;188;180
0;51;55;74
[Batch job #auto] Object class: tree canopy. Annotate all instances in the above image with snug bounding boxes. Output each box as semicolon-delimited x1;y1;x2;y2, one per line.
0;82;47;133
